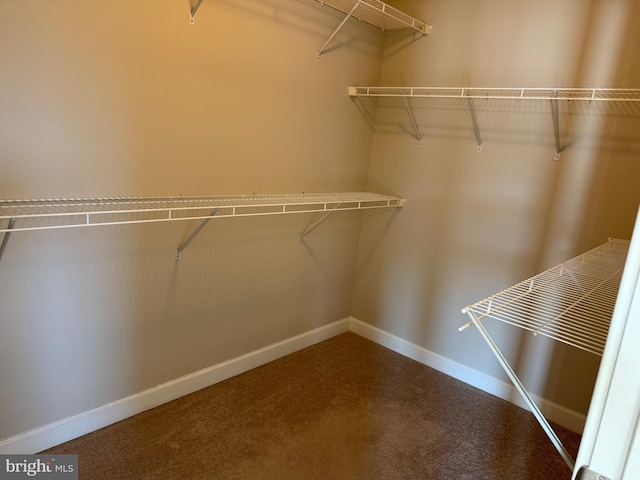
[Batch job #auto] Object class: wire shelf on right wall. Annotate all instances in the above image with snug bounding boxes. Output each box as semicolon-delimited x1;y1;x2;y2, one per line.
459;237;630;471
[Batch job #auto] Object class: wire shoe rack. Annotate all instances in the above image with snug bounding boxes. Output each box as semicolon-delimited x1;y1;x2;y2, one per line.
460;238;630;470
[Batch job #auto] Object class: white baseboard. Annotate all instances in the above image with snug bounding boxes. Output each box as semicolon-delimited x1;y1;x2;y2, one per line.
0;318;351;455
1;315;584;454
348;317;586;434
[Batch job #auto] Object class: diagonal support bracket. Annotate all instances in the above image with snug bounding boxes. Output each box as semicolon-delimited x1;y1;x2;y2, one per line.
552;90;561;160
401;97;423;146
465;90;483;152
461;310;575;471
189;0;205;25
316;0;361;60
176;208;218;259
298;204;342;243
0;218;16;264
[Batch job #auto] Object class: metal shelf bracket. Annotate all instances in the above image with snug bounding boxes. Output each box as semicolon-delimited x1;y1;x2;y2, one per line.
552;90;561;160
176;208;218;259
465;90;483;152
401;97;423;146
298;203;342;243
0;218;16;264
317;1;361;60
189;0;205;25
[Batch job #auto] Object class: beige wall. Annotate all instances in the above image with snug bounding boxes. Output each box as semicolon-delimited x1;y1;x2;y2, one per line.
0;0;384;440
2;0;638;446
353;0;640;418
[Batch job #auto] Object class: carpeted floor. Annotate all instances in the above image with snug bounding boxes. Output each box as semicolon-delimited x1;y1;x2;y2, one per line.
43;332;581;479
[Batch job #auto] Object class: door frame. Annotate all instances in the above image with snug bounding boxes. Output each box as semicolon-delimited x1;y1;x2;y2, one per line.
573;206;640;480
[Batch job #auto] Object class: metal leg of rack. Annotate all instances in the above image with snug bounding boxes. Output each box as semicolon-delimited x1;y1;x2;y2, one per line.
465;310;575;470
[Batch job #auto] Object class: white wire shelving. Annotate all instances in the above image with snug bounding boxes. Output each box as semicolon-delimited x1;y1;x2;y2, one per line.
0;192;405;260
459;238;630;470
348;86;640;157
460;238;629;355
187;0;432;52
348;86;640;101
315;0;431;59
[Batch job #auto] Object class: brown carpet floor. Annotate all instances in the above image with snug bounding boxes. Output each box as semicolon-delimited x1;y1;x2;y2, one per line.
43;332;581;479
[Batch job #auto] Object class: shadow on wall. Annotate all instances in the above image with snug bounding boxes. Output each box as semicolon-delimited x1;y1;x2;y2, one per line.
352;1;640;471
465;2;640;470
531;0;640;429
353;92;640;158
207;0;386;60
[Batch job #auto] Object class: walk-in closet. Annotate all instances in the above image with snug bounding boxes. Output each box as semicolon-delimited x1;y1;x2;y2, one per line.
1;1;639;479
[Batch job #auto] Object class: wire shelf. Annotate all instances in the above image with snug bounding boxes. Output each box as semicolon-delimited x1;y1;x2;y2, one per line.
0;192;406;233
348;86;640;102
462;238;630;356
316;0;431;33
348;86;640;155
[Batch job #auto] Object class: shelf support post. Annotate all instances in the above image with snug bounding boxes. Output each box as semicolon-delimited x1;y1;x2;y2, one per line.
176;209;218;259
463;310;575;471
552;90;561;160
0;218;16;264
189;0;205;25
465;90;483;152
401;97;423;146
298;203;342;243
316;0;361;60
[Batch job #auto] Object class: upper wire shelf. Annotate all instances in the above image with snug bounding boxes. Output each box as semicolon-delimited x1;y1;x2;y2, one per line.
0;192;406;233
316;0;431;33
315;1;431;59
460;238;630;356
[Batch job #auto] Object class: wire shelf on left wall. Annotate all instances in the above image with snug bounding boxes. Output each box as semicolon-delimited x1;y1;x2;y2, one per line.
0;192;406;260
